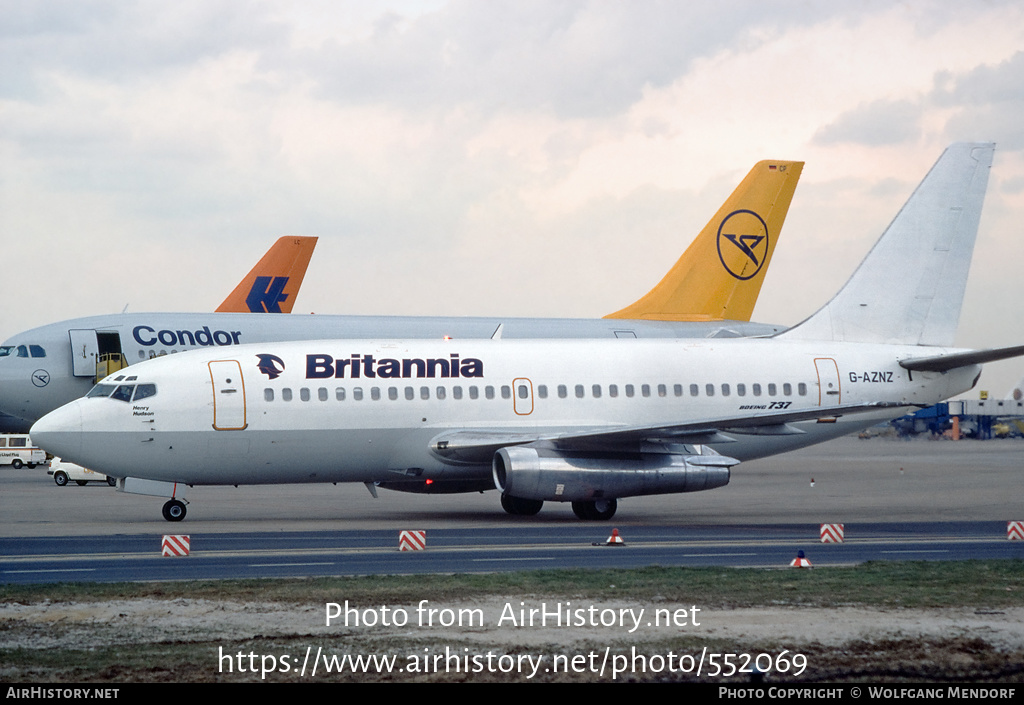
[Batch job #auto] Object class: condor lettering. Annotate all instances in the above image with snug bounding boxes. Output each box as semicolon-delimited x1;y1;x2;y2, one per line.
133;325;242;348
306;354;483;380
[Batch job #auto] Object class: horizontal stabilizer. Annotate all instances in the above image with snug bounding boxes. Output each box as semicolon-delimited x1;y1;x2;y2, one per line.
899;344;1024;372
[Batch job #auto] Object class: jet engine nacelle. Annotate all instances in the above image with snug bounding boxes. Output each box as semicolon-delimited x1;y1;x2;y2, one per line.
492;446;733;502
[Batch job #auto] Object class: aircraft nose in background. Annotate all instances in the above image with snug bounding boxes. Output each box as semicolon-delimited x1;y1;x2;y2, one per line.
30;401;83;461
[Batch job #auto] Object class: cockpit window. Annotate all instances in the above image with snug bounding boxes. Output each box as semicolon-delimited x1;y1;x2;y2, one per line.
110;385;134;402
133;384;157;401
29;345;45;358
86;383;157;401
0;347;13;357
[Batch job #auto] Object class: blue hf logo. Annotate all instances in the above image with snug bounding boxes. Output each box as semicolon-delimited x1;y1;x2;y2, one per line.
246;276;290;313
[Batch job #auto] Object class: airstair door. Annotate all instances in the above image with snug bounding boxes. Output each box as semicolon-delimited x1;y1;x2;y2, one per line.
209;360;247;430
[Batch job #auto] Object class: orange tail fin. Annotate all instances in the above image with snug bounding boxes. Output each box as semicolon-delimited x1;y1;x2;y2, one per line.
216;236;318;313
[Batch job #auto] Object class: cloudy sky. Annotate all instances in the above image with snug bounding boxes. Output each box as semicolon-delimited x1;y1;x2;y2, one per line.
3;0;1024;395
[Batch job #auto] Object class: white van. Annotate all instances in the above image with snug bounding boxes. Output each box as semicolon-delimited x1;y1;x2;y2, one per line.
0;434;46;469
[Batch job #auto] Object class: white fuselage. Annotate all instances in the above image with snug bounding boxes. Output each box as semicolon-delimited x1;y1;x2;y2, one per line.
0;313;782;429
30;337;979;489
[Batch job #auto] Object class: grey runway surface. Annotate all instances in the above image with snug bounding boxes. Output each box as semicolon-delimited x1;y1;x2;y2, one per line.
3;436;1022;536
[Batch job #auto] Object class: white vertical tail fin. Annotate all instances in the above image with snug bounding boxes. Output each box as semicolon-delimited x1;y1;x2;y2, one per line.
781;143;993;346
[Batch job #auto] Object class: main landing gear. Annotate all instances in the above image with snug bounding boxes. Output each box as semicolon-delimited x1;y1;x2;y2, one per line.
571;499;617;521
500;493;543;516
162;499;187;522
500;494;618;520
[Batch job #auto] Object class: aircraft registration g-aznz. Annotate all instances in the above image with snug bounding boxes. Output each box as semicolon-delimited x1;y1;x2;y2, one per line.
30;143;1024;522
0;161;801;430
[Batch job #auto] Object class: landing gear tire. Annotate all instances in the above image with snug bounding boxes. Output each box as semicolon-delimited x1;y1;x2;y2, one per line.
500;494;544;516
107;477;117;487
162;499;187;522
53;471;68;487
572;498;617;521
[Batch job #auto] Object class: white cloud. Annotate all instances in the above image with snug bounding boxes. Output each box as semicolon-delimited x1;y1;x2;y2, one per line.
3;0;1024;391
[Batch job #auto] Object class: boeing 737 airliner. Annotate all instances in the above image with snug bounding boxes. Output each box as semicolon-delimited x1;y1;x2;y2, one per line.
31;143;1024;523
1;160;801;428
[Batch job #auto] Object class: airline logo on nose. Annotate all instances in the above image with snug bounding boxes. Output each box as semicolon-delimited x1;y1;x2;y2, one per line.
247;276;290;313
717;210;769;281
256;354;286;380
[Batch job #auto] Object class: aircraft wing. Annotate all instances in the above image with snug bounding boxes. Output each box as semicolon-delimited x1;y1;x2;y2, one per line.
430;401;901;465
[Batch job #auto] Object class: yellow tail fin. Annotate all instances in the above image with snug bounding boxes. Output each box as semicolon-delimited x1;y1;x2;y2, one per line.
216;236;318;313
605;160;802;322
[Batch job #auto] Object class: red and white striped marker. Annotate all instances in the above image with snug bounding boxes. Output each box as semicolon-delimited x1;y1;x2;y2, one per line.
1008;521;1024;541
820;524;845;543
605;528;625;546
399;530;427;551
789;550;812;568
162;535;190;557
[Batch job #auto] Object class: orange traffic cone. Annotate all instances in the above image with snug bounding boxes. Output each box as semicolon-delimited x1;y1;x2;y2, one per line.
605;528;626;546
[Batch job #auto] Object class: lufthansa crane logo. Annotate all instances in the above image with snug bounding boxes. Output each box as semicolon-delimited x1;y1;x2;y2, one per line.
716;210;770;281
256;354;286;380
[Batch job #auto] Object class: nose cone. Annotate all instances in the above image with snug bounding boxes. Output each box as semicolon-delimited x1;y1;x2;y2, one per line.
31;401;83;461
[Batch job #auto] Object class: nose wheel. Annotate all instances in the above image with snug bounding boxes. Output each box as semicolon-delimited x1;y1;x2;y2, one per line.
162;499;187;522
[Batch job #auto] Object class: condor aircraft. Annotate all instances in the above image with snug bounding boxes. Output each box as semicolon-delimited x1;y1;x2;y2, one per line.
32;143;1024;522
1;160;801;429
0;236;317;433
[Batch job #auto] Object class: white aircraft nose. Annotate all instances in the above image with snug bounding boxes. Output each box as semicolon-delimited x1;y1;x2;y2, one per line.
30;401;83;461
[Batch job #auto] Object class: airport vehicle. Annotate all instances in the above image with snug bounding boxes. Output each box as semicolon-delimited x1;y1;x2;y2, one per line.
48;457;115;487
31;143;1024;523
1;161;801;428
0;236;317;432
0;434;46;468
